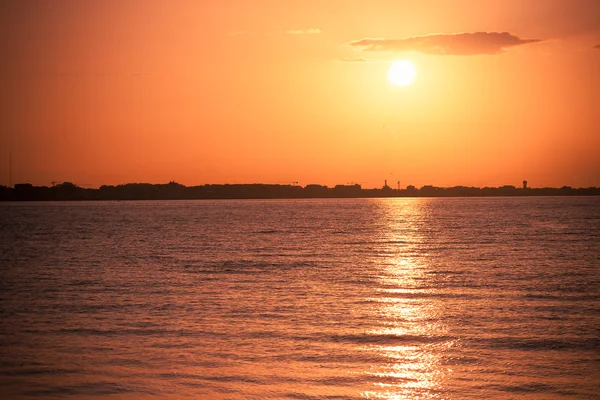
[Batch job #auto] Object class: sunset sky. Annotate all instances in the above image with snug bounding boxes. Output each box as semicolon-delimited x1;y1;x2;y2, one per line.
2;0;599;188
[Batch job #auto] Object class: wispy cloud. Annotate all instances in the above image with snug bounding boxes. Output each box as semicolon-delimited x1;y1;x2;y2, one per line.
228;31;246;37
286;28;321;35
594;44;600;49
350;32;541;55
340;57;368;62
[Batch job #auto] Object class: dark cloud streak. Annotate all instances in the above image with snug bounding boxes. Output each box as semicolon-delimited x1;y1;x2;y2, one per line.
350;32;541;55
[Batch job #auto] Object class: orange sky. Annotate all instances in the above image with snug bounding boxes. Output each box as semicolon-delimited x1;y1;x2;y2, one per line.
1;0;599;188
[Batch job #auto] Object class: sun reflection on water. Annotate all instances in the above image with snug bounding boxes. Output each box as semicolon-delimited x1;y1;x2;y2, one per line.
361;199;451;399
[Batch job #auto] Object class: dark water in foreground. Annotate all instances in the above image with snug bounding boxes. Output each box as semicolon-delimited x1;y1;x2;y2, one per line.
1;197;599;399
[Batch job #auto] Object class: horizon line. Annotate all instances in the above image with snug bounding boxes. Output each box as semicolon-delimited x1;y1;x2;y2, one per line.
4;181;599;191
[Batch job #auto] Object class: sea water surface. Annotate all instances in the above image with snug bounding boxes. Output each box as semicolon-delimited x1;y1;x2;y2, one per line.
1;197;599;399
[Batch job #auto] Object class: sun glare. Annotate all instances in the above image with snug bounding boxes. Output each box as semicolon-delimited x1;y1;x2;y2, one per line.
388;60;416;87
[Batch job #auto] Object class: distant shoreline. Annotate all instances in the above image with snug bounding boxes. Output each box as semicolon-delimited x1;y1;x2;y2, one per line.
1;182;599;201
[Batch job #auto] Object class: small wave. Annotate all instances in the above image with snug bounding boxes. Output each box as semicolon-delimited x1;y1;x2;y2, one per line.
23;327;223;339
310;375;370;387
254;229;281;234
24;382;132;397
58;328;171;336
66;279;100;287
375;291;483;300
502;382;555;393
155;372;200;380
363;372;421;384
104;358;146;367
427;269;467;275
0;367;81;377
182;260;314;275
478;336;600;351
329;333;453;345
523;293;600;301
284;392;363;400
479;382;556;395
203;374;265;384
293;352;388;364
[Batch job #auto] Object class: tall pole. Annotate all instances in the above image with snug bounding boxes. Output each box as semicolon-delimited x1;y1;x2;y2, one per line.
9;152;12;188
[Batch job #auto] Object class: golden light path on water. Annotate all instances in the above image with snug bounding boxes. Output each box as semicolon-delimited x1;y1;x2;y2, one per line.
361;200;454;399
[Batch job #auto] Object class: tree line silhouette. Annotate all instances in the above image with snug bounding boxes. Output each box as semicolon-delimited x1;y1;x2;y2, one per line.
1;181;599;201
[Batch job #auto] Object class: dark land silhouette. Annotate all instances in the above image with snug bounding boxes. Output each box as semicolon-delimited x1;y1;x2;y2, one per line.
1;181;599;201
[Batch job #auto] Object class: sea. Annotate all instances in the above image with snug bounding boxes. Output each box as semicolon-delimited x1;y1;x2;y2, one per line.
0;197;599;399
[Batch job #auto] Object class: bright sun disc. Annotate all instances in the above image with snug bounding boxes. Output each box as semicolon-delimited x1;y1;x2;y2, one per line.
388;60;416;87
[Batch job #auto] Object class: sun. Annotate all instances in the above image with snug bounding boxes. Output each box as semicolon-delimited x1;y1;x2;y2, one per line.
388;60;416;87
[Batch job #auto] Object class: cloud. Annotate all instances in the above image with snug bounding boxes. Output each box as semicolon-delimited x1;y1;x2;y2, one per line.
340;57;368;62
595;44;600;49
286;28;321;35
228;31;246;36
349;32;541;55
